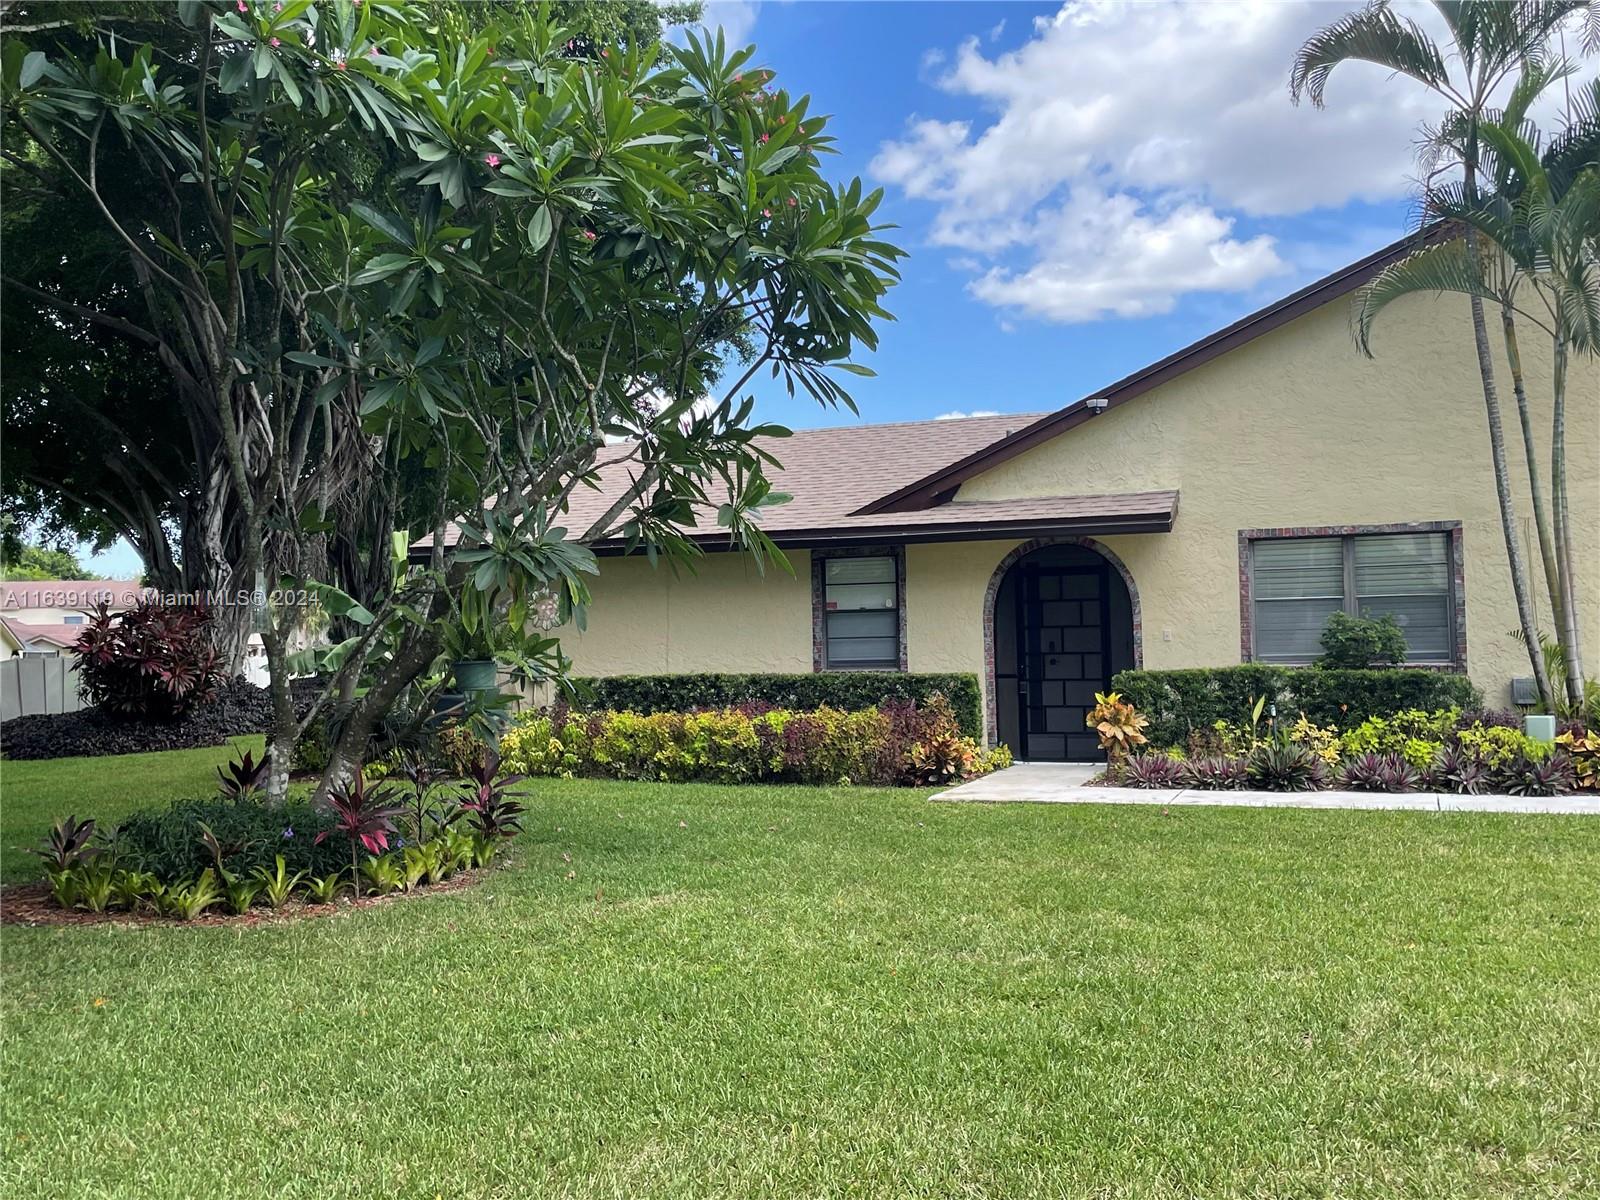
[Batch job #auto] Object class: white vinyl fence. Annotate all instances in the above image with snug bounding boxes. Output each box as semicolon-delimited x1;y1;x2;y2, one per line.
0;656;87;722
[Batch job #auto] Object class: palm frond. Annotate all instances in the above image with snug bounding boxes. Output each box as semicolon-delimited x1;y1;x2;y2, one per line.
1353;240;1498;354
1290;2;1451;108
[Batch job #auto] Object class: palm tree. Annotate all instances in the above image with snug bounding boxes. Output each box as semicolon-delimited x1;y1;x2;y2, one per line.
1290;0;1587;708
1349;74;1600;709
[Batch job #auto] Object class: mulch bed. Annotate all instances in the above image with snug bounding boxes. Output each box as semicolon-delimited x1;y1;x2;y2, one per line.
0;867;490;929
0;678;320;761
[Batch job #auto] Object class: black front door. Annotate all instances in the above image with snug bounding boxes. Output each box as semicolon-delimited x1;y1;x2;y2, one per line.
1016;564;1112;761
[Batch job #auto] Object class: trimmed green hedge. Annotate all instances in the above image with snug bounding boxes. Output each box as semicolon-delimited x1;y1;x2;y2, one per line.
1110;665;1483;749
571;673;984;740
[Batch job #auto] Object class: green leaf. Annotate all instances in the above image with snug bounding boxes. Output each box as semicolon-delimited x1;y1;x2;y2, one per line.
349;201;413;248
19;51;46;89
284;350;343;368
526;204;552;252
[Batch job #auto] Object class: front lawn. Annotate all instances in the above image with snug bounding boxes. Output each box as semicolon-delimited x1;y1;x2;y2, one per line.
3;750;1598;1197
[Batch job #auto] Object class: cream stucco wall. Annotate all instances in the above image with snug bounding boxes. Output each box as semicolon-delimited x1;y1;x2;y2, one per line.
952;291;1599;708
558;289;1598;733
562;549;815;675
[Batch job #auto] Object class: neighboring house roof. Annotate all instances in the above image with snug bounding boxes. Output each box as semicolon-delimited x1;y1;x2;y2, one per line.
0;580;151;612
0;617;81;650
856;223;1452;515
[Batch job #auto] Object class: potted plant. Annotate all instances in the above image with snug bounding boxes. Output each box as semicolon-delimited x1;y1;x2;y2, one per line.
442;623;499;694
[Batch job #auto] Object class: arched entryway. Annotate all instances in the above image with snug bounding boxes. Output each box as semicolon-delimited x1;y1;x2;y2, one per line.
985;539;1141;761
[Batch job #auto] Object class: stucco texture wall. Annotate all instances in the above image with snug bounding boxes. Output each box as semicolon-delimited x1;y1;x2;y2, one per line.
561;549;814;675
954;291;1599;707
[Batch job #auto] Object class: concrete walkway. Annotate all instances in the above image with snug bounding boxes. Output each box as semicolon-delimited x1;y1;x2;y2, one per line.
934;763;1600;815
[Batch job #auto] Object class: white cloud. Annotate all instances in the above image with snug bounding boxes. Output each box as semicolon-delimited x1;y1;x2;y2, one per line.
696;0;758;47
872;0;1592;324
970;189;1283;322
935;409;1003;420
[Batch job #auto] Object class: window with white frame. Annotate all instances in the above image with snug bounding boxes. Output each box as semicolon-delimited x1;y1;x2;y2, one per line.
820;555;900;669
1250;530;1455;663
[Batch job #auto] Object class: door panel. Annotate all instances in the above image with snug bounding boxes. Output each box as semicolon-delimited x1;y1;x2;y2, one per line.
1017;565;1113;761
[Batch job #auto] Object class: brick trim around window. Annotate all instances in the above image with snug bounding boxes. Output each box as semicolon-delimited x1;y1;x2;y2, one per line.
811;545;908;672
1237;521;1467;669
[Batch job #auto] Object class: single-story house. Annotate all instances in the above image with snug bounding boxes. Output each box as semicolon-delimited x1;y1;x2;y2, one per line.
0;617;82;659
0;580;151;661
430;232;1599;761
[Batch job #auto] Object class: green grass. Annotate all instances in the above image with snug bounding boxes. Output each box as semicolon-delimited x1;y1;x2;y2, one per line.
1;739;263;884
3;749;1599;1197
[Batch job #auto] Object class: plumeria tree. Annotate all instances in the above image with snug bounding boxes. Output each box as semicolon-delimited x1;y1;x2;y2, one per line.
1;0;902;800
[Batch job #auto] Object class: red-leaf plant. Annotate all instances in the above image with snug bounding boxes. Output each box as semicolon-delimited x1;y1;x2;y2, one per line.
451;751;527;842
74;601;226;719
315;773;404;898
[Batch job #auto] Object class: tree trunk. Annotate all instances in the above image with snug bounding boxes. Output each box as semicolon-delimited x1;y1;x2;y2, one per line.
315;622;445;804
1499;306;1565;641
1551;333;1586;709
261;620;299;807
1462;238;1551;706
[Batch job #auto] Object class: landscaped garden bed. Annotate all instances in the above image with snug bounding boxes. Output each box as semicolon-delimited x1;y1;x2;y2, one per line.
498;694;1010;786
0;677;314;761
1086;671;1598;798
17;740;528;924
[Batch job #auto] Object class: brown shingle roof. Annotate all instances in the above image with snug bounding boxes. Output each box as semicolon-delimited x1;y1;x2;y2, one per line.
422;411;1152;550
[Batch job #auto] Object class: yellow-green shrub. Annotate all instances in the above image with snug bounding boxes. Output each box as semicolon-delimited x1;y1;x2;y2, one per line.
498;701;996;788
1455;725;1550;769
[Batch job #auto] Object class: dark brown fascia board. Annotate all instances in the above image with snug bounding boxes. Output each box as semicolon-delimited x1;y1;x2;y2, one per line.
856;222;1452;516
413;508;1176;562
587;505;1178;555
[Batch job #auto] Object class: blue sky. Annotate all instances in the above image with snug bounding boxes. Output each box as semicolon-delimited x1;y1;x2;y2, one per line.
723;0;1458;432
78;0;1591;577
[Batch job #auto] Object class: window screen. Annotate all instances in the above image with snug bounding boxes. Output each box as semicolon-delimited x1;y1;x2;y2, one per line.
1251;531;1453;663
823;556;899;668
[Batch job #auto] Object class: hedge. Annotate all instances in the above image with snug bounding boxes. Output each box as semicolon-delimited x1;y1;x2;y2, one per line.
570;672;984;740
1110;665;1483;749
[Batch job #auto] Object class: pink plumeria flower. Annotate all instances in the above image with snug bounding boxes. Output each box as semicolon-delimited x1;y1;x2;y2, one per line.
759;132;770;144
582;229;597;241
733;73;742;82
270;36;280;47
786;196;796;207
334;59;347;71
484;153;501;168
601;48;609;58
778;115;786;125
235;0;247;11
761;208;771;218
368;45;379;57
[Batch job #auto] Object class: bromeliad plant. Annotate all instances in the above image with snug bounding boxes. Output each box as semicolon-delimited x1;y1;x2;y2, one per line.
1087;692;1150;765
252;855;307;910
316;775;404;898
